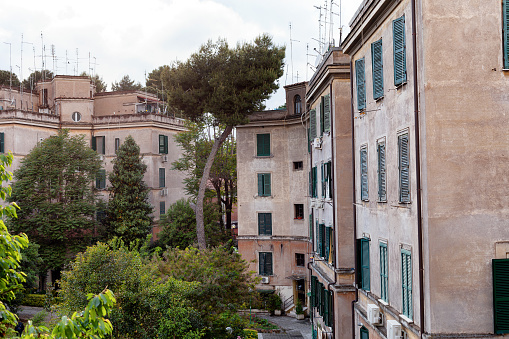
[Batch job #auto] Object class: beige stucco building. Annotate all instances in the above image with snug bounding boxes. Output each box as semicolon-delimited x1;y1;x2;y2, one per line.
342;0;509;338
0;75;187;236
237;82;310;311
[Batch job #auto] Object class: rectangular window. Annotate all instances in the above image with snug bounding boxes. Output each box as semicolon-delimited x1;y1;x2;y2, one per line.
372;39;384;100
92;136;105;154
360;146;369;201
160;201;166;216
293;161;303;170
310;108;317;139
358;238;370;291
258;213;272;235
312;166;317;198
493;258;509;334
377;141;387;202
294;204;304;219
256;133;270;156
398;133;410;203
296;253;305;267
323;161;332;199
159;168;166;188
257;173;271;196
355;58;366;111
321;163;326;198
115;138;120;152
319;223;326;258
380;242;388;302
259;252;273;276
323;94;331;133
324;225;330;262
96;169;106;189
311;276;317;307
0;132;4;153
401;249;412;319
320;96;325;135
393;15;407;85
159;134;168;154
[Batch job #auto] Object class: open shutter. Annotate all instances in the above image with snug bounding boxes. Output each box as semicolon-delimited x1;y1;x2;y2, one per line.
310;109;317;139
393;15;407;85
360;147;368;201
493;259;509;333
311;276;317;307
258;213;264;235
361;238;370;290
401;250;413;319
372;39;384;100
258;173;263;196
0;132;4;153
399;134;410;202
312;167;317;198
377;142;387;201
324;94;331;132
92;136;97;151
325;226;330;262
266;252;273;275
164;135;168;154
259;253;266;275
355;58;366;111
264;174;271;196
102;136;106;155
316;221;319;253
321;163;325;198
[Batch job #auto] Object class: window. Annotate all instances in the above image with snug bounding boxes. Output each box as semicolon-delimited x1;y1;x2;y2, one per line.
322;161;332;199
398;133;410;203
72;111;81;122
159;168;165;188
96;169;106;189
360;146;368;201
294;95;302;115
160;201;166;216
259;252;273;276
311;166;317;198
310;108;317;139
360;326;369;339
96;210;106;223
92;136;105;154
258;213;272;235
323;94;331;133
393;15;407;85
377;141;387;202
159;135;168;154
355;58;366;111
257;173;271;196
296;253;305;267
115;138;120;152
318;224;327;259
358;238;370;291
380;242;388;302
371;39;384;100
293;161;303;170
294;204;304;219
401;249;412;319
256;133;270;156
0;132;4;153
493;259;509;334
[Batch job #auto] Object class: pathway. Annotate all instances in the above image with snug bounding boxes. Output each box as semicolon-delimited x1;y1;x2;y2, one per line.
256;315;312;339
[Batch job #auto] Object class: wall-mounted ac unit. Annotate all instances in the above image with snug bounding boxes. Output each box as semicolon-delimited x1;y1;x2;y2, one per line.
160;188;168;197
161;155;168;163
387;320;402;339
99;154;104;161
261;276;270;284
317;201;324;209
367;304;382;325
313;137;322;149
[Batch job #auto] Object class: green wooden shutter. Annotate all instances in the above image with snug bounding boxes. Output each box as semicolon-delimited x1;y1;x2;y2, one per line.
96;169;106;189
399;134;410;203
259;252;266;275
401;249;412;319
380;243;388;301
102;136;106;155
393;15;407;85
159;168;165;187
324;94;330;132
164;135;168;154
257;134;270;156
309;214;313;242
372;39;384;100
307;128;311;153
315;220;319;253
159;134;165;153
327;161;332;199
258;213;272;235
325;226;330;262
355;58;366;111
258;173;263;196
266;252;273;275
318;224;323;257
258;213;264;235
311;276;317;307
0;132;4;153
324;288;329;326
360;147;368;201
92;136;97;151
310;109;317;139
361;238;370;291
312;166;317;198
320;97;325;135
493;259;509;333
321;163;325;198
360;326;369;339
264;174;271;196
377;142;386;201
160;201;165;215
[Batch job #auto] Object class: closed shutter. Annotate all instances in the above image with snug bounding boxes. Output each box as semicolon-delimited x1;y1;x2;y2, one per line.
257;134;270;156
265;252;273;275
505;1;509;69
159;168;166;188
96;169;106;189
371;39;384;100
324;94;331;132
325;226;330;262
398;134;410;203
355;58;366;111
311;276;317;307
159;135;168;154
361;238;370;291
0;132;4;153
92;136;96;151
493;259;509;333
321;163;325;198
377;142;387;201
312;166;317;198
360;147;368;201
324;288;329;326
160;201;165;215
380;243;388;301
360;327;369;339
318;223;324;257
316;221;320;254
310;109;317;139
258;213;272;235
393;15;407;85
401;249;412;319
327;161;332;199
102;136;106;155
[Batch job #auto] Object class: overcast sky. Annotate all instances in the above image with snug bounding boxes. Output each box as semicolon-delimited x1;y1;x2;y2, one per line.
0;0;363;109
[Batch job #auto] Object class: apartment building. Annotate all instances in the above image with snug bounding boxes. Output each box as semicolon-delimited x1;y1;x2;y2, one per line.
0;75;187;235
237;82;310;310
342;0;509;338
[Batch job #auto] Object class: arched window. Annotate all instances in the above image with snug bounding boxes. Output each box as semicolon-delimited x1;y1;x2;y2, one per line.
294;95;302;115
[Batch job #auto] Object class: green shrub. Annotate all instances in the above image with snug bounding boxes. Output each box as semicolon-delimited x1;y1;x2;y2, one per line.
23;294;45;307
243;328;258;339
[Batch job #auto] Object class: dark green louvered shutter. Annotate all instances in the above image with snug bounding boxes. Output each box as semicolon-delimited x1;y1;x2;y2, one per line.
309;214;313;242
360;238;370;291
329;227;334;264
321;163;325;198
398;134;410;203
360;147;368;201
377;142;387;201
264;174;271;196
324;94;331;132
360;327;369;339
259;253;266;275
258;213;272;235
259;252;273;276
310;109;317;139
92;136;97;151
159;135;168;154
393;15;407;85
401;249;412;319
311;276;317;307
324;288;329;326
493;259;509;333
325;226;330;262
355;58;366;111
0;132;4;153
257;134;270;156
327;161;332;199
159;168;165;187
318;224;324;257
312;166;317;198
96;169;106;189
328;290;334;326
380;243;388;302
372;39;384;100
316;221;320;254
504;1;509;69
307;128;311;153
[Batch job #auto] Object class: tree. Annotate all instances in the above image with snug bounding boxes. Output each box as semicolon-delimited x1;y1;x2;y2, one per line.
106;136;153;244
162;34;285;248
80;72;107;92
111;75;142;91
22;69;54;91
8;130;102;272
0;70;21;88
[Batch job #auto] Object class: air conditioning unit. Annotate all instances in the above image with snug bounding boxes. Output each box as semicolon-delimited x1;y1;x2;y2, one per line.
160;188;168;196
313;137;322;149
317;201;324;209
161;155;168;162
387;320;402;339
99;154;104;161
367;304;382;325
261;276;270;284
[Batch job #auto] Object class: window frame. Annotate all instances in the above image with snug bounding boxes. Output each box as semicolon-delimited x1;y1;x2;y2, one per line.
371;39;384;100
258;212;272;235
293;161;303;171
296;253;305;267
159;201;166;216
398;133;411;203
257;173;271;197
294;204;304;220
380;242;388;302
311;166;318;198
92;136;106;155
115;138;120;153
259;252;273;276
96;169;106;189
256;133;271;157
159;134;168;154
401;248;413;319
294;95;302;115
159;168;166;188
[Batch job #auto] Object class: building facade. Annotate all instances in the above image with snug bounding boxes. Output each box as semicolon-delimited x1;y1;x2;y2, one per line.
237;82;310;310
343;0;509;338
0;75;187;235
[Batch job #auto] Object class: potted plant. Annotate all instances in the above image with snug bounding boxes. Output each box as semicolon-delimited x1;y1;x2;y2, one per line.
268;293;282;316
295;299;304;320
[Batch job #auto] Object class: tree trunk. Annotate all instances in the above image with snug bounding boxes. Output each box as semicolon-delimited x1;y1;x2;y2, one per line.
196;125;233;249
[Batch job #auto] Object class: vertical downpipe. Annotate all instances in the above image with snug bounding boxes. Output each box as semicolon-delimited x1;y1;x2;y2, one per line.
350;60;358;339
328;82;337;339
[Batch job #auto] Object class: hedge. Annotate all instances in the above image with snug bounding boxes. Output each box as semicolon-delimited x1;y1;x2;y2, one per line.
243;329;258;339
22;294;62;307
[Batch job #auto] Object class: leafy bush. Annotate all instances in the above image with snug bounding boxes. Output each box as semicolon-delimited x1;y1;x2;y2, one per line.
22;294;45;307
243;328;258;339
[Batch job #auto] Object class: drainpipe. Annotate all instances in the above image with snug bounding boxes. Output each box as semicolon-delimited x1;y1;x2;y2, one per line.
349;60;359;339
411;0;425;337
328;81;337;339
